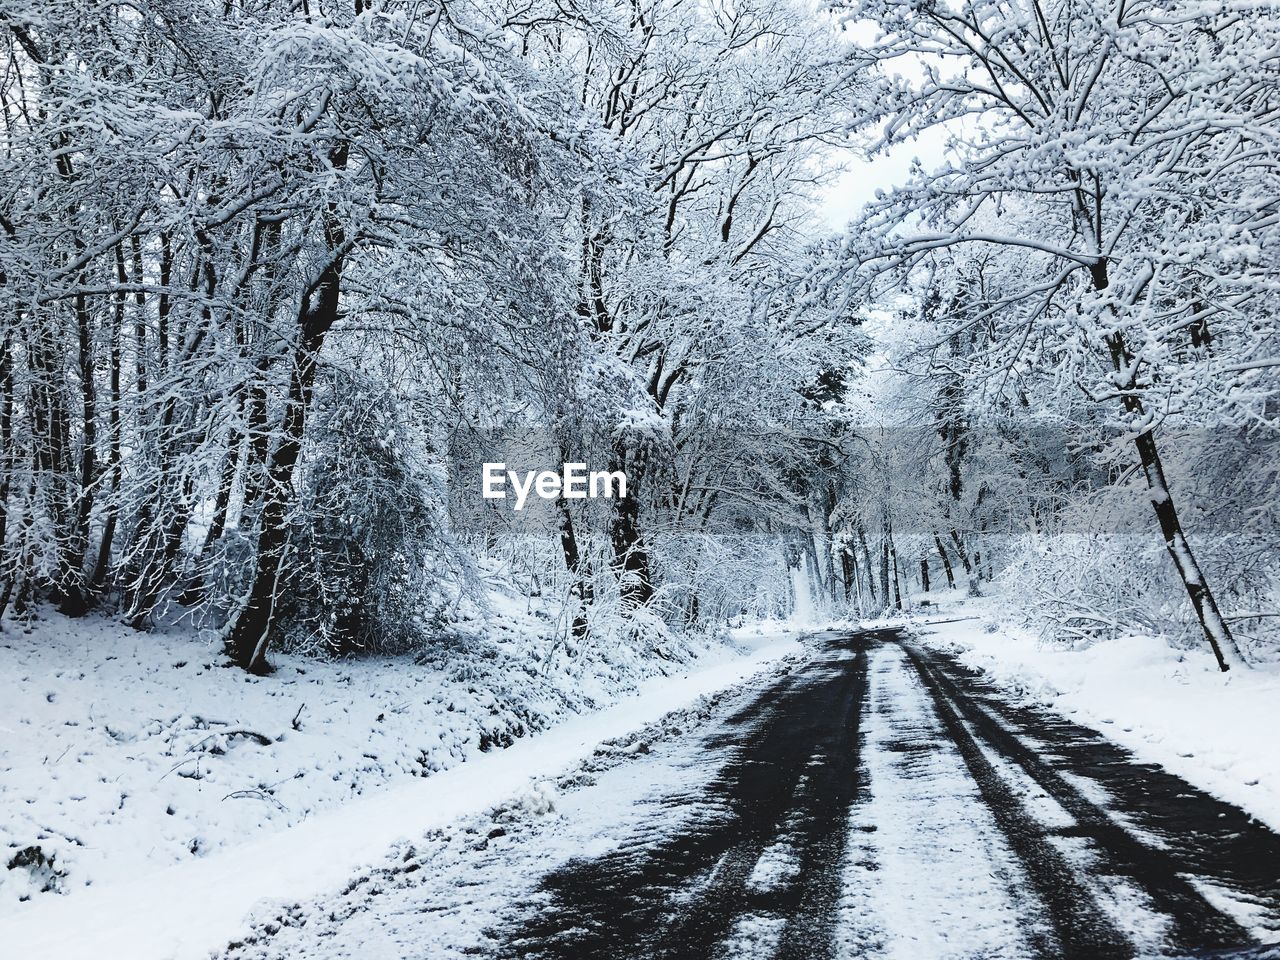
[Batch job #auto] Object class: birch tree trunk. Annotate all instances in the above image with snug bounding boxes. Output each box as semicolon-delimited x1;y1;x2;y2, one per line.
1092;260;1244;672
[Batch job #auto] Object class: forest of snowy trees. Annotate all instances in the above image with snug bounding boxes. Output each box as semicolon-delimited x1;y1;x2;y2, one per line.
1;0;1278;673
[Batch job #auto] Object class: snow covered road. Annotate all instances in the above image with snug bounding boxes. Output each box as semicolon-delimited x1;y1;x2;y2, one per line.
219;627;1280;960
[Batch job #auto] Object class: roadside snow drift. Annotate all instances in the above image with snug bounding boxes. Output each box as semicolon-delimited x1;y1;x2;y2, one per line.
0;608;803;960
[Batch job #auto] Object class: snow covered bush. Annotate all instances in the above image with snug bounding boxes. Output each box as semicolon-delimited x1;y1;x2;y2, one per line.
279;374;453;658
1000;534;1190;649
994;419;1280;662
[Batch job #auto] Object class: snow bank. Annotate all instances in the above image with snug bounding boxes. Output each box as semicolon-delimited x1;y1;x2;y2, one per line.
912;599;1280;833
0;610;803;960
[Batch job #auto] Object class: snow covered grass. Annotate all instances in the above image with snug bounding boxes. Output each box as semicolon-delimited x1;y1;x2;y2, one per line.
0;617;804;960
0;594;803;924
907;591;1280;834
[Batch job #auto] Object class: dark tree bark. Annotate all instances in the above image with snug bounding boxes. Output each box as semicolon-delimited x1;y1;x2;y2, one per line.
90;245;128;596
809;487;839;603
226;148;350;672
199;439;241;560
28;322;75;599
888;529;903;610
879;535;891;608
0;329;12;623
858;524;876;603
949;528;980;596
238;218;286;516
609;440;653;608
933;533;956;590
557;497;593;641
1090;259;1243;671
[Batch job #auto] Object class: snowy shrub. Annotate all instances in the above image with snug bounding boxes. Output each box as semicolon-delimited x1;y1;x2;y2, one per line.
279;375;455;658
1000;534;1190;649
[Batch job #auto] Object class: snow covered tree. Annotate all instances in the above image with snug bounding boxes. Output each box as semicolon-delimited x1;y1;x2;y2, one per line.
835;0;1280;669
280;370;448;657
502;0;860;616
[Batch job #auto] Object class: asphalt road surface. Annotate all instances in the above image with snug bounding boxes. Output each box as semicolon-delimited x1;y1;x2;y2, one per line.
222;628;1280;960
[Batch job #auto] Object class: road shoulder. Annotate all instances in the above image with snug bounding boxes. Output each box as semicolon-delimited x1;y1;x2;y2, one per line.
909;602;1280;835
0;629;811;960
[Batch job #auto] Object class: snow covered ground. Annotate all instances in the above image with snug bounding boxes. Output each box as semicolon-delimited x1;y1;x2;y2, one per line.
907;591;1280;834
0;599;805;959
9;583;1280;960
188;623;1280;960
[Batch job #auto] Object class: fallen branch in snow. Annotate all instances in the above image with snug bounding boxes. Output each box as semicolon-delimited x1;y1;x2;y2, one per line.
221;790;288;812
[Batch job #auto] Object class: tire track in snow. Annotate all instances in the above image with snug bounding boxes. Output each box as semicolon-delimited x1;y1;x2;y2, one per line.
903;638;1257;956
834;641;1046;960
493;634;871;960
908;637;1280;944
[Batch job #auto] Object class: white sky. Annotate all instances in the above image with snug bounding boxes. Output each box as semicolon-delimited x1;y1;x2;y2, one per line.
809;11;956;235
813;125;953;233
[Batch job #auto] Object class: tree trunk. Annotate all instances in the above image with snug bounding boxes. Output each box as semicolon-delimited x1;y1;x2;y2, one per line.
28;322;76;602
888;530;903;610
949;529;971;573
226;151;349;672
949;528;980;596
90;251;127;596
557;497;592;642
858;524;876;603
58;286;100;616
1091;259;1243;671
1104;334;1244;671
0;330;12;623
124;236;217;627
199;439;241;558
809;490;835;604
609;440;653;608
1129;427;1241;670
879;535;891;609
933;533;956;589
